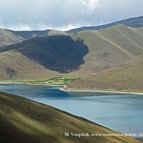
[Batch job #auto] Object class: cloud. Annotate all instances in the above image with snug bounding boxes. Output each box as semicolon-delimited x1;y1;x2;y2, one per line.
0;0;100;30
86;0;100;11
0;0;142;30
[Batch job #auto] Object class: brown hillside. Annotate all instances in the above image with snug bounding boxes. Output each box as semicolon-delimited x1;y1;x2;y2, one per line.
0;25;143;80
0;92;141;143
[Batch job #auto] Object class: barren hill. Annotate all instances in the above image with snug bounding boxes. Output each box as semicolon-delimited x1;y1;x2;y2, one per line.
68;55;143;91
0;24;143;80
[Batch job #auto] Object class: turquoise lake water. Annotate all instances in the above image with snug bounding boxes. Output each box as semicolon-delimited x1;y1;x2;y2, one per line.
0;84;143;137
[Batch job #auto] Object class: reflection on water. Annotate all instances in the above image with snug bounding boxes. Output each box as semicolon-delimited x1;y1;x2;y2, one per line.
0;84;143;135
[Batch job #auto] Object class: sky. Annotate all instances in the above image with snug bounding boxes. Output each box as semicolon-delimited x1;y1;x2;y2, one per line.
0;0;143;30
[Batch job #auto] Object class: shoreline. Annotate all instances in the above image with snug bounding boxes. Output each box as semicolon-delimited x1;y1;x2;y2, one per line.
0;81;64;87
60;88;143;95
0;83;143;142
0;81;143;96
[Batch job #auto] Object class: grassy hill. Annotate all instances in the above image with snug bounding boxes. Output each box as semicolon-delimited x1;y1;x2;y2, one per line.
68;55;143;92
1;16;142;48
6;35;88;73
0;51;58;80
0;35;88;80
70;25;143;75
0;92;141;143
0;28;66;47
0;24;143;80
0;28;23;47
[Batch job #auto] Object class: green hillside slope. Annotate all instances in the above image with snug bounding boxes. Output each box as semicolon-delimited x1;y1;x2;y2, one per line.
0;92;141;143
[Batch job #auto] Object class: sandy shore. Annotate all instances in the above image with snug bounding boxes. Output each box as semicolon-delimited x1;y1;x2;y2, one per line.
60;88;143;95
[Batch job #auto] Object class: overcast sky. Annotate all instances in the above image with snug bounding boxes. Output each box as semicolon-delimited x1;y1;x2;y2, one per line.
0;0;143;30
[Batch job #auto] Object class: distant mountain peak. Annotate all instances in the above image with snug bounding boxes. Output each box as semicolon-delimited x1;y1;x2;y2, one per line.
68;16;143;33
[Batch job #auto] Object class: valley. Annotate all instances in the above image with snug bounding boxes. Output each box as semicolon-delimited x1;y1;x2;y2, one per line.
0;16;143;143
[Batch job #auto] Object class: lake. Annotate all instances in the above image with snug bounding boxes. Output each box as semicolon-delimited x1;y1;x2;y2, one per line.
0;84;143;137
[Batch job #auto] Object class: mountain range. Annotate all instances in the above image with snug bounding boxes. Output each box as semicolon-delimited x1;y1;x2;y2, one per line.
68;16;143;33
0;16;143;91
